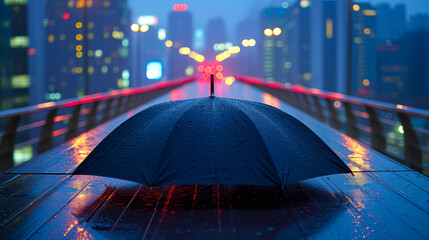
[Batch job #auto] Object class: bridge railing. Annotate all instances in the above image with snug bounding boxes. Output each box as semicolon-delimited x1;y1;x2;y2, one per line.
0;76;196;172
237;76;429;175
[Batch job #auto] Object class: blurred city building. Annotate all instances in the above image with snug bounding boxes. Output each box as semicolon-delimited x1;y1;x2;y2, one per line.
408;14;429;31
167;7;194;79
351;3;377;97
204;18;227;62
44;0;130;101
131;18;166;86
260;7;288;83
0;1;29;110
285;0;312;87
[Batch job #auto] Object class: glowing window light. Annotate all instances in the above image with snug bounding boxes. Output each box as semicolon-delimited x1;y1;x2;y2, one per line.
273;27;282;36
76;22;82;28
140;24;149;32
363;10;376;16
146;61;163;80
76;67;83;74
398;126;404;134
264;28;273;36
165;40;173;48
326;19;333;39
76;45;82;51
173;4;188;11
353;4;360;11
76;52;83;58
131;23;139;32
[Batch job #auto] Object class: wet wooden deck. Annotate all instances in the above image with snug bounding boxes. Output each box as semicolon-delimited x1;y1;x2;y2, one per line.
1;81;428;239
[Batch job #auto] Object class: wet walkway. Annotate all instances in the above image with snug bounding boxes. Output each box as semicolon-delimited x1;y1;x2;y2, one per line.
1;81;428;239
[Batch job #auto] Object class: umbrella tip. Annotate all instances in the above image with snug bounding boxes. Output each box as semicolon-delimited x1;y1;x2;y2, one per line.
210;74;215;97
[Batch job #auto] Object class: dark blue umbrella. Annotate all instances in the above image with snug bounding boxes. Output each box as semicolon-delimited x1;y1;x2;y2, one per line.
73;76;351;186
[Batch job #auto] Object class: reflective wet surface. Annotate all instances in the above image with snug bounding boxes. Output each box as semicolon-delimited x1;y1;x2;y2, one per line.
1;80;429;239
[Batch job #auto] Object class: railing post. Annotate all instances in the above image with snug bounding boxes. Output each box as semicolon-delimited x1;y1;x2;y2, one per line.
366;106;386;153
125;95;133;111
102;99;113;123
65;105;82;141
302;94;312;115
0;116;20;171
397;112;423;172
326;99;341;130
312;96;325;122
38;109;57;154
114;97;124;117
344;102;359;139
86;101;99;131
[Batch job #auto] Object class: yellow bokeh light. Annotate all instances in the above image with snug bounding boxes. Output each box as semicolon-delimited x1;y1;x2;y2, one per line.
140;24;149;32
353;4;360;11
75;45;82;51
165;40;173;48
131;24;139;32
76;0;85;8
363;79;370;87
195;55;205;62
216;72;223;79
364;28;371;35
248;39;256;47
75;34;83;41
242;39;249;47
76;67;83;74
264;28;273;37
225;76;235;85
48;34;55;43
76;22;83;29
76;52;83;58
179;47;191;55
273;27;282;36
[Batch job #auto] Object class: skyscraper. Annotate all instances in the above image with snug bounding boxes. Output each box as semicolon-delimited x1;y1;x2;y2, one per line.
204;18;227;62
260;7;287;83
284;1;312;86
0;1;30;110
351;3;377;97
167;9;193;80
321;0;338;92
45;0;130;101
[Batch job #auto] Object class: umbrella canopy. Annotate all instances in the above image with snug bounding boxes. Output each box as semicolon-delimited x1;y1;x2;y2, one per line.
73;92;351;186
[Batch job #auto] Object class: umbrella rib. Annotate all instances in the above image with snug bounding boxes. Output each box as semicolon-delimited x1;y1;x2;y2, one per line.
223;100;282;185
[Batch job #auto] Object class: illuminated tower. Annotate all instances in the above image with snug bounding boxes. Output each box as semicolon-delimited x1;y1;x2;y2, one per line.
284;0;312;86
260;7;288;83
45;0;130;100
167;6;193;80
351;3;377;97
0;1;30;110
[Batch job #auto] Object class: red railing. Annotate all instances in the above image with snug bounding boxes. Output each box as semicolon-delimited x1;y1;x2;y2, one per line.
0;76;197;172
236;76;429;175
